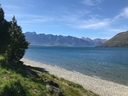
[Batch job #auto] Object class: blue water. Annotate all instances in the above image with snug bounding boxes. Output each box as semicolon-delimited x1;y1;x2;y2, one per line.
24;45;128;85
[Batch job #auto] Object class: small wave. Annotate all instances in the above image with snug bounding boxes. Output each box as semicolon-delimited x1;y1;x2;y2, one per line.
92;75;100;79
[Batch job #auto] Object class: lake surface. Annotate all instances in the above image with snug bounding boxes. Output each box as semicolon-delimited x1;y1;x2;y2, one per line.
24;45;128;85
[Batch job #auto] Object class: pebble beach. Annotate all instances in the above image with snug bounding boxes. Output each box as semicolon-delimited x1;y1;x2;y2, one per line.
21;58;128;96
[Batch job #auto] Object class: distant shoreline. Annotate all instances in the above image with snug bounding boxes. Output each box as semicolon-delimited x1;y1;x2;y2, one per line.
21;58;128;96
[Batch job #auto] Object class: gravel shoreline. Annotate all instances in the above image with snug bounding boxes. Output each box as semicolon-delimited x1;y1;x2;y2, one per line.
21;58;128;96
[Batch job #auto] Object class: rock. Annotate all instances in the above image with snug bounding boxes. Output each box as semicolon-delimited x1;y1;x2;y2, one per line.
46;80;61;95
46;80;59;88
46;85;61;94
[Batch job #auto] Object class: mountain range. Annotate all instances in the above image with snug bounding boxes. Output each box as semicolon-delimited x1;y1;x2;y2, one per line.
100;31;128;47
24;32;107;47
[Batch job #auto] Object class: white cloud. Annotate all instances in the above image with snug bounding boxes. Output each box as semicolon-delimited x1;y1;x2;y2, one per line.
56;6;111;29
17;15;54;25
115;7;128;19
81;0;102;6
71;18;110;29
107;28;127;33
3;2;127;34
3;4;24;14
3;4;54;24
5;11;54;24
120;7;128;18
97;0;102;3
82;0;94;6
78;21;107;29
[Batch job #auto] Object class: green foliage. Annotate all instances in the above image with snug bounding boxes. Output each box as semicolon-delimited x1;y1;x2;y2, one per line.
4;16;29;62
0;6;29;62
37;70;99;96
0;80;26;96
59;78;84;90
0;6;10;53
0;55;4;60
0;59;47;96
0;58;99;96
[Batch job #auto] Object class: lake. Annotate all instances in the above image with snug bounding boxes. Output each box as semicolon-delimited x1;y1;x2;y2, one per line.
24;45;128;85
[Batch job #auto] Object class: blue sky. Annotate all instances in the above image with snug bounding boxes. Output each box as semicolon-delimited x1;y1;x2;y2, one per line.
1;0;128;39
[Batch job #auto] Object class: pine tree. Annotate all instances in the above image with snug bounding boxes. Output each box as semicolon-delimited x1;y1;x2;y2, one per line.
0;6;10;53
4;16;29;62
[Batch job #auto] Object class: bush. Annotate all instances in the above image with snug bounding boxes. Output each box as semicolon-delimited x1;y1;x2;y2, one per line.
4;16;29;62
0;6;29;62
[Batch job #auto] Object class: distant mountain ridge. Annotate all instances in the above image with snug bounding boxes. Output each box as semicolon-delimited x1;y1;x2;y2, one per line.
24;32;107;47
100;31;128;47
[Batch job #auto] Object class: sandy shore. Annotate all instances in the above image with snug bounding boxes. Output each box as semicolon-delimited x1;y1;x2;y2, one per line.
21;58;128;96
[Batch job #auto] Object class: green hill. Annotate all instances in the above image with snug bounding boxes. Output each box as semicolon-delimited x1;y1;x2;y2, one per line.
0;55;98;96
100;31;128;47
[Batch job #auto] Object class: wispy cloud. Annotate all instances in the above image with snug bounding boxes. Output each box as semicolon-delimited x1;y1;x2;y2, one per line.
115;7;128;19
66;6;128;31
82;0;95;6
3;4;24;14
3;2;128;35
107;28;127;33
81;0;102;6
57;6;110;29
69;18;110;29
3;4;27;20
122;7;128;18
5;12;54;25
18;16;53;25
77;20;109;29
3;4;53;24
